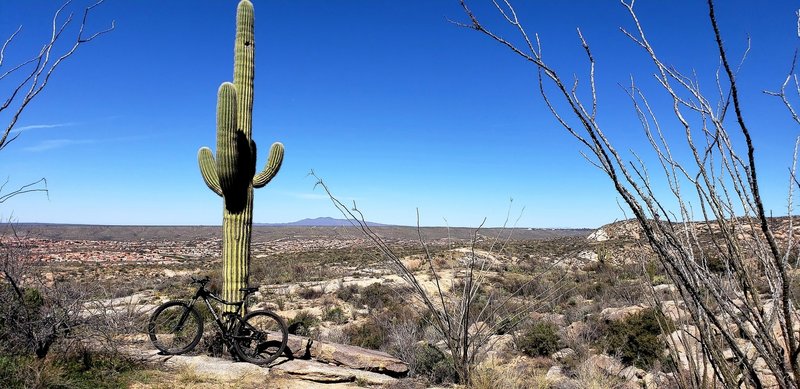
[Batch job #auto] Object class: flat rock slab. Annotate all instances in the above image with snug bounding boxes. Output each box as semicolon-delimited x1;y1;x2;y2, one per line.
271;359;397;385
267;380;369;389
150;353;269;382
310;340;408;376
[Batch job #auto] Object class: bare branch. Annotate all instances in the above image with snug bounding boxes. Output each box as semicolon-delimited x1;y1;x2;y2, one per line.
0;0;114;151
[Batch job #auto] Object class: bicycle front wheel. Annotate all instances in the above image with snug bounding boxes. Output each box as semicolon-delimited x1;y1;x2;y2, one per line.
233;310;288;365
148;301;203;355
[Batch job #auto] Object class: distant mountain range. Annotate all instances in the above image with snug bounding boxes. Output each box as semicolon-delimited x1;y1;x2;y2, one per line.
257;217;389;227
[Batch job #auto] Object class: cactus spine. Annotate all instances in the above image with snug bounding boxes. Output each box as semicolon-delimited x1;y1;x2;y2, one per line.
198;0;283;310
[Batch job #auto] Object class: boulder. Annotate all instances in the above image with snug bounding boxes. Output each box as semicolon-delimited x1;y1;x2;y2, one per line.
271;359;397;385
577;250;599;262
582;354;624;377
150;354;269;382
309;340;408;376
477;334;515;365
619;365;646;381
552;348;576;363
652;283;676;295
643;372;673;389
600;305;647;322
285;334;313;359
588;229;609;242
562;321;587;344
660;300;688;322
546;365;567;381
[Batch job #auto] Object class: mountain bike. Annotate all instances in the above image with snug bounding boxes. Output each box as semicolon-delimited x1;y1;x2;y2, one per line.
147;276;288;365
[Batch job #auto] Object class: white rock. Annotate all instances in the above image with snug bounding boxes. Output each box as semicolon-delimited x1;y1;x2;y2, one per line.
588;229;609;242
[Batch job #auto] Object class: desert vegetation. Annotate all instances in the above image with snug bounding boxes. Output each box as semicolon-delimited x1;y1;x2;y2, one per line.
3;220;685;387
3;0;800;387
0;219;747;388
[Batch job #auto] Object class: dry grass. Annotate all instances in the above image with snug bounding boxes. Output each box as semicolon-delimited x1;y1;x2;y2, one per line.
469;362;551;389
572;361;627;389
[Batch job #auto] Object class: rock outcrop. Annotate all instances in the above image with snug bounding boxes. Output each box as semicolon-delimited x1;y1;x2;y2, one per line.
271;359;397;385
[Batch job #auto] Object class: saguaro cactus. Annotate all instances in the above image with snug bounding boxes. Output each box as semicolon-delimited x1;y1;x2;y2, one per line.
197;0;283;308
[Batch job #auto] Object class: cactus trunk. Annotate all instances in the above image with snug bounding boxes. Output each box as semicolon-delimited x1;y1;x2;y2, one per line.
198;0;283;311
221;187;253;305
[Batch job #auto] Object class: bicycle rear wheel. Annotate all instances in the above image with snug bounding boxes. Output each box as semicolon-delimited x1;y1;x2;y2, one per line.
148;301;203;355
233;310;288;365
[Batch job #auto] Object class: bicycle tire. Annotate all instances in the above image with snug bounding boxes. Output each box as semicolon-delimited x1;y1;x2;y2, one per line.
232;310;288;365
148;301;203;355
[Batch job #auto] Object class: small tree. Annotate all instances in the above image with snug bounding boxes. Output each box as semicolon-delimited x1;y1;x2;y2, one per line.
0;0;113;359
312;173;571;384
457;0;800;387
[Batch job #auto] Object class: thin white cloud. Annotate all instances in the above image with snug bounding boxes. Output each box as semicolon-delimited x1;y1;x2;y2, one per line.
293;192;330;200
282;191;361;202
23;139;95;152
12;122;76;133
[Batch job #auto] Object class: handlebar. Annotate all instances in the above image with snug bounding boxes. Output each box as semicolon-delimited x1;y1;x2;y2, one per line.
191;276;210;285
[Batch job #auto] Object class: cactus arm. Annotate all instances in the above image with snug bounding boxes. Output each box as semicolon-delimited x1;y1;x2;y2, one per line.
253;142;284;188
198;147;222;196
215;82;239;196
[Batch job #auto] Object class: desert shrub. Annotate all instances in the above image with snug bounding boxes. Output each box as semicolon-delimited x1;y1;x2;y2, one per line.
705;254;728;273
252;249;368;285
494;316;520;335
0;348;141;389
335;283;360;302
22;288;44;309
651;275;669;286
0;354;28;388
383;314;429;376
357;282;397;311
57;348;141;388
288;310;319;337
414;343;457;384
601;308;673;369
322;306;348;325
496;273;538;296
518;321;561;357
344;317;387;350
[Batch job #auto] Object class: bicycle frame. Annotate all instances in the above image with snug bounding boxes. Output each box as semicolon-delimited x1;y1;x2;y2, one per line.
149;277;289;365
187;285;245;334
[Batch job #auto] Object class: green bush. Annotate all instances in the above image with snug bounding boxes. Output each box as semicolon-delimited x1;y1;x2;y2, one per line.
494;316;519;335
0;354;28;388
357;283;396;311
335;284;360;302
602;308;673;369
651;275;669;286
58;349;140;389
344;318;386;350
22;288;44;309
413;343;457;384
0;350;141;389
323;306;348;325
517;321;561;357
288;310;319;337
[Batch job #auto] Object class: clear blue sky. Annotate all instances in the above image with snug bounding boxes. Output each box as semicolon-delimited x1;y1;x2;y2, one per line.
0;0;798;228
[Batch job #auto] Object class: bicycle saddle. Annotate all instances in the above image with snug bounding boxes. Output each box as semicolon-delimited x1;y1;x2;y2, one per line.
240;287;259;294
